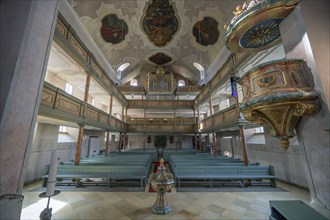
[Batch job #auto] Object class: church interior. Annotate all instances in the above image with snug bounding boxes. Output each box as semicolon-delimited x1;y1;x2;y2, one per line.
0;0;329;219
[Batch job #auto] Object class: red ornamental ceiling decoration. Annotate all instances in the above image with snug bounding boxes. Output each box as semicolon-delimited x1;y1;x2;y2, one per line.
149;53;172;65
101;14;128;44
141;0;179;47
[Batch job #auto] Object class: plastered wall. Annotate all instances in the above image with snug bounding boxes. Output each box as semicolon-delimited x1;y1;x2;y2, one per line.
127;135;194;150
25;123;76;183
229;128;308;188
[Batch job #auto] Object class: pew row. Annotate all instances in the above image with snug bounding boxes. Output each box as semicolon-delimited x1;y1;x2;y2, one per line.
173;166;276;187
42;165;150;188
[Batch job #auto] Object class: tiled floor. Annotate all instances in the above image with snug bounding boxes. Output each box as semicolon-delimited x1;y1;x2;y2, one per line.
21;180;311;220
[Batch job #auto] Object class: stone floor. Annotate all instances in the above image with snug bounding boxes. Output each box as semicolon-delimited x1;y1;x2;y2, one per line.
21;181;310;220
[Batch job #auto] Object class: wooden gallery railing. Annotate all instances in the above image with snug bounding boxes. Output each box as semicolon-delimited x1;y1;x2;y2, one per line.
126;117;196;134
200;105;246;132
39;82;122;131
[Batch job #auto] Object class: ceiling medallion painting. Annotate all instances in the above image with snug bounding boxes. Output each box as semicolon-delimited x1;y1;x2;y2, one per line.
101;14;128;44
141;0;179;47
149;53;172;65
193;17;219;46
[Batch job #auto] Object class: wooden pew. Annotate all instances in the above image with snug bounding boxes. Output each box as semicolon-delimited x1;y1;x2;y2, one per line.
174;165;276;187
42;164;150;188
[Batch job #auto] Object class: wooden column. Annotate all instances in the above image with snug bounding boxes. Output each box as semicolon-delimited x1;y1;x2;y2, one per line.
218;135;222;155
212;131;217;157
193;109;196;123
193;108;196;127
118;132;122;152
209;95;213;116
194;133;198;153
232;77;248;165
122;133;126;151
197;105;201;128
75;124;84;165
106;95;113;157
125;107;128;123
193;109;197;151
175;135;178;151
86;136;91;158
197;105;202;152
230;136;235;158
174;108;177;151
108;95;113;125
239;126;249;166
121;105;124;130
198;133;202;152
83;74;91;117
105;131;110;157
209;95;214;155
174;108;177;132
143;134;146;151
75;74;91;164
143;108;146;132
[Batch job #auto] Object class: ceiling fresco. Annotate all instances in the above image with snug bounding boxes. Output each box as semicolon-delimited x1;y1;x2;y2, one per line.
149;53;172;65
101;14;128;44
193;17;219;46
141;0;179;47
72;0;245;86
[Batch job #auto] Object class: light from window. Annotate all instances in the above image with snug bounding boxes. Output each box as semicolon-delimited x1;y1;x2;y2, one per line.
193;62;204;71
199;122;203;131
224;151;232;157
118;62;130;72
226;99;230;107
117;70;122;80
91;98;95;106
130;79;138;86
178;80;185;87
65;83;73;95
193;62;205;80
255;127;264;133
200;69;205;80
59;126;67;133
117;62;131;80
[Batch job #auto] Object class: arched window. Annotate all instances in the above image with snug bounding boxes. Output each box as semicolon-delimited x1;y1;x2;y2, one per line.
130;79;138;86
178;80;185;87
117;62;131;80
193;62;205;80
65;83;73;95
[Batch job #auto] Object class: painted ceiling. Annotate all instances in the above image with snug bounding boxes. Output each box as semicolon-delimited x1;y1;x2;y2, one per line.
71;0;244;86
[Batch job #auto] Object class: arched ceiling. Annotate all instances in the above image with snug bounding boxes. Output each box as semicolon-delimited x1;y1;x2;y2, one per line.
71;0;244;86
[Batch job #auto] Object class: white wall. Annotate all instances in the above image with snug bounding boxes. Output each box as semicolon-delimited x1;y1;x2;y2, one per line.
127;134;194;150
230;128;308;188
25;123;76;183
